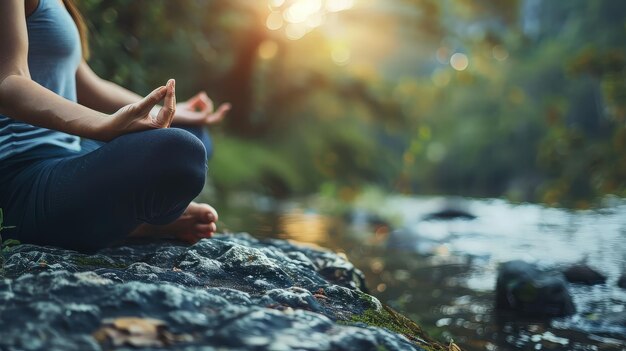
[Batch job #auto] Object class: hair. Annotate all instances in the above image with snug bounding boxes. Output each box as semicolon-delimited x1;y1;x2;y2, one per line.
62;0;90;60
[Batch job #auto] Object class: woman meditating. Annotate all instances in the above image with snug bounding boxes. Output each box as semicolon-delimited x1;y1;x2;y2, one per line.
0;0;230;251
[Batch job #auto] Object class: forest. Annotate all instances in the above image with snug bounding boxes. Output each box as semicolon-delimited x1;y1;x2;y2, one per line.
80;0;626;208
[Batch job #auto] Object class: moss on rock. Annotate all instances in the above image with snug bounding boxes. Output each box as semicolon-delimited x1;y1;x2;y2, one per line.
346;303;448;351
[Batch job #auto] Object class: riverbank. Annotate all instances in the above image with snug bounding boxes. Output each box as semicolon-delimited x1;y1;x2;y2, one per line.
0;233;448;351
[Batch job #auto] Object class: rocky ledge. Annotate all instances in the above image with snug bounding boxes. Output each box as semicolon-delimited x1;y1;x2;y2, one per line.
0;233;447;351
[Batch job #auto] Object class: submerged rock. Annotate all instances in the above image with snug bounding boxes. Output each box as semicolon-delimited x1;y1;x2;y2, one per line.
422;208;476;221
0;233;446;351
618;274;626;289
495;260;575;318
563;264;607;286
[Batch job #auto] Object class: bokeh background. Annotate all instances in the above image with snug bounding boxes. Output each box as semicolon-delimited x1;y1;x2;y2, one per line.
77;1;626;349
81;0;625;208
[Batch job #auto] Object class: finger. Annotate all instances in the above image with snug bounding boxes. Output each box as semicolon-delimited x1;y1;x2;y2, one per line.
197;91;213;111
186;97;204;111
135;86;166;115
216;102;231;114
205;103;231;124
188;91;210;111
155;79;176;127
167;80;176;127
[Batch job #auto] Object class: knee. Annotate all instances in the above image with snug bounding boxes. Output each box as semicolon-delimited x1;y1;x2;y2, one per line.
175;126;213;160
141;128;207;195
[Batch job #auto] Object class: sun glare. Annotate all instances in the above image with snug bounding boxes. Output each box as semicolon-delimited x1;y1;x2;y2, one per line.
266;12;284;30
450;53;469;71
267;0;356;40
284;0;322;23
325;0;355;12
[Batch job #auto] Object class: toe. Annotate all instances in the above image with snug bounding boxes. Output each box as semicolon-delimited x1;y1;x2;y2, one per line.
187;202;218;223
203;204;218;222
195;222;216;233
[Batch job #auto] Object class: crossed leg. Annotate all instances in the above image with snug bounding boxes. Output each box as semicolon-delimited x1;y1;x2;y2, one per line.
9;127;216;251
128;125;217;243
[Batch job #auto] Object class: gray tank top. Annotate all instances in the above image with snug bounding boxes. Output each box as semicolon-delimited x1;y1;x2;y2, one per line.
0;0;83;161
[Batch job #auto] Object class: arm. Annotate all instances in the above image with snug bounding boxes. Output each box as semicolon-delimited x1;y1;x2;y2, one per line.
77;62;231;126
76;61;143;114
0;0;106;139
0;0;175;141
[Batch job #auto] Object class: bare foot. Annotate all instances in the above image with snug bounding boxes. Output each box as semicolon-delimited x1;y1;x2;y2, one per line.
130;202;218;244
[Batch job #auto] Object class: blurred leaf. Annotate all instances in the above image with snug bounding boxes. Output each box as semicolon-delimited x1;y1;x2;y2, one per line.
93;317;192;348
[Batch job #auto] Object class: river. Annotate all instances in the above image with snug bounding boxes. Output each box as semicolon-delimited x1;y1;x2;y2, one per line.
215;193;626;351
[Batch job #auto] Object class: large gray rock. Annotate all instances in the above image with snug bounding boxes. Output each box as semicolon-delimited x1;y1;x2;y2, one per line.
495;260;575;318
0;233;444;351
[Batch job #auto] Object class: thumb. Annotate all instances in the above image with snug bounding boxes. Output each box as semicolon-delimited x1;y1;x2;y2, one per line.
155;79;176;127
134;86;167;115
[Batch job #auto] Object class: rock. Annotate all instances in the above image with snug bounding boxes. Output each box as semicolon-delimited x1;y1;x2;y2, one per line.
495;260;575;318
563;264;607;285
423;208;476;221
618;274;626;289
0;233;446;351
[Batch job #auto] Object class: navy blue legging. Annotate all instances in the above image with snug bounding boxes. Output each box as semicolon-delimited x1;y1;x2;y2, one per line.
0;126;213;252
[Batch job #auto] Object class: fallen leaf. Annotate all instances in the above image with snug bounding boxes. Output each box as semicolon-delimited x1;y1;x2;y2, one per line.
93;317;192;348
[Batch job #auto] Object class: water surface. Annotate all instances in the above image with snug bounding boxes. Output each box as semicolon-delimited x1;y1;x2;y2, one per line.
216;194;626;351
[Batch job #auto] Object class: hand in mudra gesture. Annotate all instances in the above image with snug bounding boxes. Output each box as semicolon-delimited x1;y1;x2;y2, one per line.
175;91;231;126
103;79;177;140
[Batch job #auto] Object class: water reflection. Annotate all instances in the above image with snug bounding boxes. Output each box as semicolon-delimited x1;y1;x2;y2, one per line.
277;209;332;245
218;195;626;351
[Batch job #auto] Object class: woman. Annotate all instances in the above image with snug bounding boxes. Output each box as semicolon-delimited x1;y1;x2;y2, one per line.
0;0;230;251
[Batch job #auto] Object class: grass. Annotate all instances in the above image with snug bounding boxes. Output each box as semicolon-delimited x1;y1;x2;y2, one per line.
0;208;19;272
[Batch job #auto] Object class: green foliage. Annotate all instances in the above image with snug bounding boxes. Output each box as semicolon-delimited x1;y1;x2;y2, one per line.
78;0;626;207
210;134;304;196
